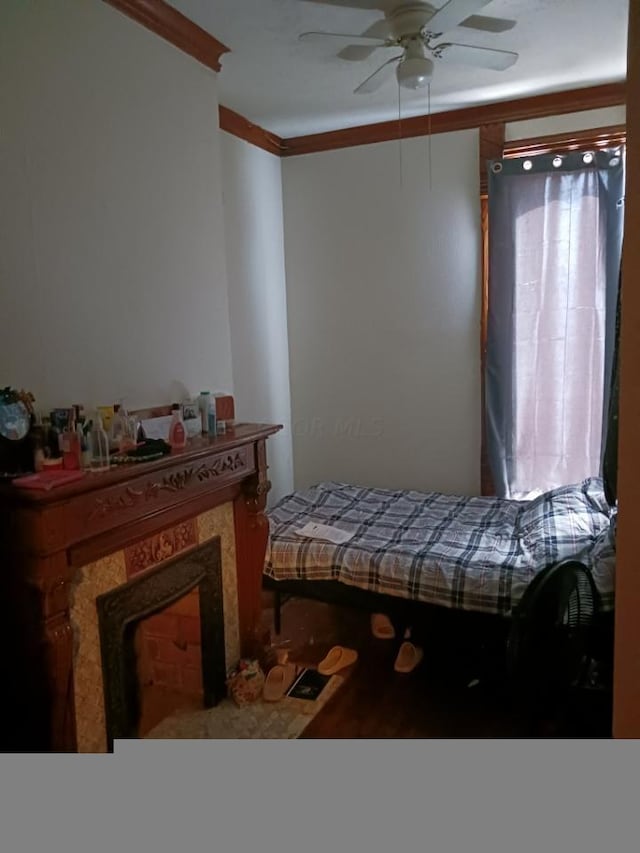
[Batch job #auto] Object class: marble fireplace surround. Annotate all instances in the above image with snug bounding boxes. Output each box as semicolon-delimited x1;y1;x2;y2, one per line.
2;424;281;752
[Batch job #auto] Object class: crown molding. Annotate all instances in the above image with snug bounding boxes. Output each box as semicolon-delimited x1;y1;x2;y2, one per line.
281;82;626;157
98;2;625;160
218;106;286;156
103;0;229;72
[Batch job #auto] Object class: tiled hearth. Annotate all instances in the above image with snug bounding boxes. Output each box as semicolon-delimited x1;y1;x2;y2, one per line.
69;503;240;753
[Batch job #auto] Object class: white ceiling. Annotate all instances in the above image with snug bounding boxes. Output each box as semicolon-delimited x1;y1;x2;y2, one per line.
167;0;628;138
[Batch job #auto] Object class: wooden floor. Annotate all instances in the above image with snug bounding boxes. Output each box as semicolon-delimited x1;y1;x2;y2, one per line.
261;596;612;739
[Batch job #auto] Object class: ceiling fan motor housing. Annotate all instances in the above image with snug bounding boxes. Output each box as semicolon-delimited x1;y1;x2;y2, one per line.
396;36;433;89
388;3;437;38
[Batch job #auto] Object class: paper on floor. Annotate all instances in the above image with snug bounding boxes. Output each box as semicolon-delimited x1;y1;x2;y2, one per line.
294;522;356;544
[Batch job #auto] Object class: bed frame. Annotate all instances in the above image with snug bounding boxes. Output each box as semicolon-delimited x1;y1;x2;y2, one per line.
262;569;614;690
262;573;513;683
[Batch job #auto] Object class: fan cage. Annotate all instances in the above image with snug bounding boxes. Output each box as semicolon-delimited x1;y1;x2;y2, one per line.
507;560;601;700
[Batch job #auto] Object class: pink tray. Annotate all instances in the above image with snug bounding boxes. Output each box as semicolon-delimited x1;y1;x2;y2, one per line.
13;470;86;490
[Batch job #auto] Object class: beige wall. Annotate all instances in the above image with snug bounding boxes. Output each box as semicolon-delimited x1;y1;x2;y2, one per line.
0;0;233;412
283;129;482;495
220;133;294;505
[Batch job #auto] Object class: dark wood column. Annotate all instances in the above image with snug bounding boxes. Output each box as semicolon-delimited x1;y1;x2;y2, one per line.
235;437;273;656
479;122;505;497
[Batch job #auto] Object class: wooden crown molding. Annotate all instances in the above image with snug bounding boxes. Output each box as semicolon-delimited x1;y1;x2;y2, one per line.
103;0;229;73
504;124;626;158
280;82;626;157
99;2;624;159
218;106;286;156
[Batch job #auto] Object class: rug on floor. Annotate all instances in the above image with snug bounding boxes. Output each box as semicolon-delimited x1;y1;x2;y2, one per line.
144;674;344;739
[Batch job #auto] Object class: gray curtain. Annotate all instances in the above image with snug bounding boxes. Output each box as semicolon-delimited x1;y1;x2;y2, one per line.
486;148;625;499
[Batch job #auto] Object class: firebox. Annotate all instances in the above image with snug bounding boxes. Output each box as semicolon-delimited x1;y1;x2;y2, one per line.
96;538;226;751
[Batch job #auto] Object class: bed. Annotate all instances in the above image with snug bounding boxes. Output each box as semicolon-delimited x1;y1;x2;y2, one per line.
263;477;616;640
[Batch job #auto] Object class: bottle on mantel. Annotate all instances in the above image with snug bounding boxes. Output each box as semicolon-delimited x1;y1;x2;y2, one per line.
110;400;136;452
89;413;110;472
61;411;81;470
168;403;187;450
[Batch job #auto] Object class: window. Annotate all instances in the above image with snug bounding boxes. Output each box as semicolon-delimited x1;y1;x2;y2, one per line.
482;126;625;499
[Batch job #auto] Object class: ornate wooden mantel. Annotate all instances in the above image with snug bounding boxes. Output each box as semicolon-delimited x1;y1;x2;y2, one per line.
0;423;281;752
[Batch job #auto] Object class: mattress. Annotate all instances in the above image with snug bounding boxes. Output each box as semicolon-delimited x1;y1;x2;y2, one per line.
264;478;615;616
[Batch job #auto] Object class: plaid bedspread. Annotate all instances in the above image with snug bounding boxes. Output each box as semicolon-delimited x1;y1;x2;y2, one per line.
264;480;615;616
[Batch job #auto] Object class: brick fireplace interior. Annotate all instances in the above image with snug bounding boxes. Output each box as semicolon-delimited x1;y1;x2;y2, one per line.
69;503;241;753
96;537;226;750
136;586;205;736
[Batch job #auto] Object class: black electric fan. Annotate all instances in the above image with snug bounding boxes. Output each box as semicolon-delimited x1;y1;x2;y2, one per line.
507;559;602;733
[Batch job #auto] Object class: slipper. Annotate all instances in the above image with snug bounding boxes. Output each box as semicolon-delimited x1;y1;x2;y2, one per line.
393;642;424;674
371;613;395;640
263;663;298;702
317;645;358;675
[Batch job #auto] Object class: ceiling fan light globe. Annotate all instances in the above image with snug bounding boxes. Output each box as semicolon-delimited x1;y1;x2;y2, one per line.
396;56;434;90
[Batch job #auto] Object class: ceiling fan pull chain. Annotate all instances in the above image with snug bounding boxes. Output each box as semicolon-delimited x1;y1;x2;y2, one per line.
398;77;403;188
427;82;432;192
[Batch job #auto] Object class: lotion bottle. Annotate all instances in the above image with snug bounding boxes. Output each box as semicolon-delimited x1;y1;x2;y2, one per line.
168;403;187;449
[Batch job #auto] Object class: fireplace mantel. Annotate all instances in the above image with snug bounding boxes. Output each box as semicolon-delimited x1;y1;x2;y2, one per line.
1;422;281;751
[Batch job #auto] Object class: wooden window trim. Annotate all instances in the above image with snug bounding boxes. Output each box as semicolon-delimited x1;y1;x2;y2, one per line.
479;123;627;496
503;124;626;159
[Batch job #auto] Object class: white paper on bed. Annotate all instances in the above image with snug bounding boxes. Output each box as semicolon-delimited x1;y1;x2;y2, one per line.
294;522;356;545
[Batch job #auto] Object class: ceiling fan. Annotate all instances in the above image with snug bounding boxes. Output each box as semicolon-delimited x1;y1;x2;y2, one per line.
299;0;519;94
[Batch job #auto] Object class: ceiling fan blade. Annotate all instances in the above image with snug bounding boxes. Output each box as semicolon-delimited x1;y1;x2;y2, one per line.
299;31;388;46
337;18;392;61
435;42;518;70
459;14;517;33
354;55;401;94
301;1;393;10
338;44;381;61
426;0;492;35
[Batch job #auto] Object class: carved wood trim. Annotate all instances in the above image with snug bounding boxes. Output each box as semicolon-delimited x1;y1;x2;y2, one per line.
69;483;240;569
87;451;248;522
102;0;230;72
124;518;198;578
219;106;286;156
281;83;625;157
23;555;77;752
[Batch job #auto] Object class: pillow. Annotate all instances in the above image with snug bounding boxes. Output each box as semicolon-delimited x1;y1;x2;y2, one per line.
585;519;616;605
516;477;612;544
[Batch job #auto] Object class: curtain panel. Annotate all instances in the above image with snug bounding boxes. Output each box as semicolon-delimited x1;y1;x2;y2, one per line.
486;148;624;499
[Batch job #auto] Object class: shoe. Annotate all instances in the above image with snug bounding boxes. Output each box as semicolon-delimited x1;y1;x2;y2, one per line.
263;663;298;702
393;642;423;674
317;646;358;675
371;613;395;640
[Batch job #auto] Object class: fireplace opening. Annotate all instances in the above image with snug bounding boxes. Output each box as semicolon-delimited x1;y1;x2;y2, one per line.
135;586;204;736
96;539;226;750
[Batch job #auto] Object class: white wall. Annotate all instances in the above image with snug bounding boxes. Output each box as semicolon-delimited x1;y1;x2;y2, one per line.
282;131;481;495
0;0;233;412
506;106;626;140
220;134;294;504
